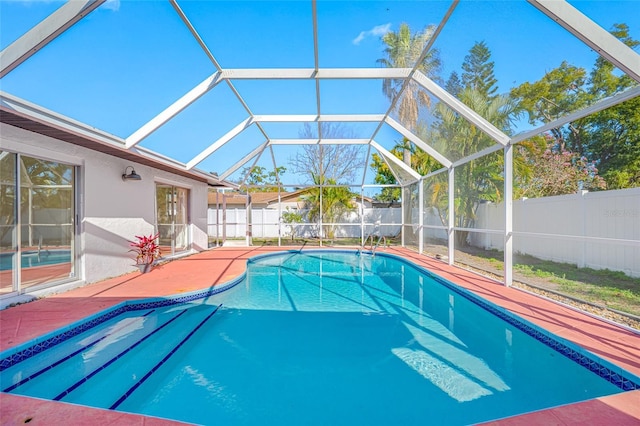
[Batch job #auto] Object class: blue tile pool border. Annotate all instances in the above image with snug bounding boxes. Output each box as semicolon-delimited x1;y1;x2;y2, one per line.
249;249;640;392
2;249;639;393
0;273;244;372
370;250;640;392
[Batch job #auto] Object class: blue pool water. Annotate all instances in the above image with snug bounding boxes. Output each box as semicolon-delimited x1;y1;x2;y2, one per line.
1;251;638;425
0;250;71;271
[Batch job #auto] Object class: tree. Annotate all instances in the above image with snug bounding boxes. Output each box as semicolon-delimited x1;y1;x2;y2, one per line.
281;208;303;241
582;96;640;188
289;122;366;184
510;23;640;189
445;71;463;98
510;61;590;154
378;23;441;166
581;24;640;188
461;41;498;100
430;88;520;246
239;165;286;192
588;24;638;99
516;135;606;198
300;173;357;240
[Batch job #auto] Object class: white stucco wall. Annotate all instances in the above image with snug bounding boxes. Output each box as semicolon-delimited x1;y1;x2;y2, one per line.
0;123;210;286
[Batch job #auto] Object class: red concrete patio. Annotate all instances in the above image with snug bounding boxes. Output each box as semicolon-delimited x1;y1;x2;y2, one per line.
1;246;639;425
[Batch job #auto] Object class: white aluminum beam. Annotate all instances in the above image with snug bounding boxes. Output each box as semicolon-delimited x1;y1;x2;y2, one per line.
361;144;372;187
320;114;385;122
239;147;267;189
452;144;504;168
512;86;640;145
268;139;370;145
170;0;222;70
254;115;317;122
186;117;253;170
268;139;319;145
125;72;223;148
317;139;370;145
171;0;271;143
412;71;511;146
269;145;282;187
0;0;105;78
253;114;385;123
385;116;452;169
370;140;421;182
448;167;455;265
219;141;269;181
421;166;448;180
504;144;513;287
529;0;640;82
312;0;322;138
219;68;412;80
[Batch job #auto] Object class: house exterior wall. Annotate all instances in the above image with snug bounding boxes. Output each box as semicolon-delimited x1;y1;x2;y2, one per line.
0;123;209;286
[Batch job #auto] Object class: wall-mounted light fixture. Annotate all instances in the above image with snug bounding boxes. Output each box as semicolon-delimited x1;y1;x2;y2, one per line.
122;166;142;181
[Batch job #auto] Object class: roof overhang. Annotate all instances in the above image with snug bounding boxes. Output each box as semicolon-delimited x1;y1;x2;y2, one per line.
0;92;235;188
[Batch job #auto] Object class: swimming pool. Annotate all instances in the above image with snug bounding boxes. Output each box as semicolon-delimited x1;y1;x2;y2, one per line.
0;249;71;271
1;250;638;424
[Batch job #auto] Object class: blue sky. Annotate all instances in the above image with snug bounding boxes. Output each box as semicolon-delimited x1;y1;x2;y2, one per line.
1;0;638;186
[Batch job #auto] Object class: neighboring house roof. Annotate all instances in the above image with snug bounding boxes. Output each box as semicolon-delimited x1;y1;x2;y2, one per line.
208;190;376;208
371;200;401;208
207;190;308;207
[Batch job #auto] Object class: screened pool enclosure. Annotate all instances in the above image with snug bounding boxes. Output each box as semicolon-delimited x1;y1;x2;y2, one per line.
1;0;639;292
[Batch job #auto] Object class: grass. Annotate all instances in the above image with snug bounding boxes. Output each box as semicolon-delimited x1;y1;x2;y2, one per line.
438;246;640;319
513;261;640;315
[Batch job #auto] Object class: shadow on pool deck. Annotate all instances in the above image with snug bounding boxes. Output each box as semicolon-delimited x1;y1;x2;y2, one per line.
1;246;639;425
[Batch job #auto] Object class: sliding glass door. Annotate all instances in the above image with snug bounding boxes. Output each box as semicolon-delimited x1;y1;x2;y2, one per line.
0;152;17;294
1;152;76;294
156;184;190;256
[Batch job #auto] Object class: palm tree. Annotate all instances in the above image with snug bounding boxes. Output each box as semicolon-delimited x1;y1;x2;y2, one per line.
301;173;357;240
430;87;522;246
378;23;441;165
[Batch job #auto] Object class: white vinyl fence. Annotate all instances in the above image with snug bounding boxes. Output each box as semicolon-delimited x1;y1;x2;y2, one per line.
472;187;640;277
207;208;402;240
208;188;639;277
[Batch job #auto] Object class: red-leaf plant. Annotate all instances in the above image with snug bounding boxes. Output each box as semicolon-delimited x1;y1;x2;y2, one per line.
129;233;161;265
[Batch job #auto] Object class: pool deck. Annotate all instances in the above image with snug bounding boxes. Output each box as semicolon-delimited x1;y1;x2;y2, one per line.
1;246;639;425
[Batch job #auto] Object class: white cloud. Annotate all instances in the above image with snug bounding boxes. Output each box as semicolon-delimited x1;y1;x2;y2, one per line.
352;23;391;45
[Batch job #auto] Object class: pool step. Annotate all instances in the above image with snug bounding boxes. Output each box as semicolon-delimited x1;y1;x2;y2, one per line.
58;304;221;409
110;303;222;410
4;304;218;407
1;308;173;397
1;309;157;393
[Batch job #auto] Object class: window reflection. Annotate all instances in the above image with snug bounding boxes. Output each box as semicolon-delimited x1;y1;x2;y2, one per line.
156;184;190;256
1;153;75;293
